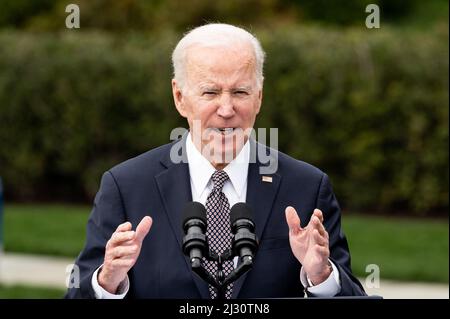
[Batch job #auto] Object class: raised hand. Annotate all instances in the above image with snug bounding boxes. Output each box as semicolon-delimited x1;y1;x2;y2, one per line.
285;207;331;285
98;216;152;293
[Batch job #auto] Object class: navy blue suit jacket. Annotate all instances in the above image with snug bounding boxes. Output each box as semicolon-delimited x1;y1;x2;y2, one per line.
65;138;365;298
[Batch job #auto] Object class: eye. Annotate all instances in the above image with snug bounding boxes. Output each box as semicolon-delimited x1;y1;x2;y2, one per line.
234;90;249;96
202;91;217;97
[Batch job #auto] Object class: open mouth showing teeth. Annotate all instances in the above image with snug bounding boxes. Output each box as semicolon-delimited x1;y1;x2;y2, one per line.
214;128;235;134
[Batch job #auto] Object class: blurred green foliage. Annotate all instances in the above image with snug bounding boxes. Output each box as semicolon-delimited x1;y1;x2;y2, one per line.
0;25;447;215
258;25;449;215
0;0;448;31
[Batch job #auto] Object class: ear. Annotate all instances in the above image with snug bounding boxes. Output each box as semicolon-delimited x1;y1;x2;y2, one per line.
172;79;187;118
255;87;263;114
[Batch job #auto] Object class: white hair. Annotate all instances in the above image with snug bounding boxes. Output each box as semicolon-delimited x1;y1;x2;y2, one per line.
172;23;265;90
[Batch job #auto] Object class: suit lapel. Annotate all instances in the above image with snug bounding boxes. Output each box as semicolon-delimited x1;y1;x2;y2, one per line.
232;141;282;298
155;137;210;298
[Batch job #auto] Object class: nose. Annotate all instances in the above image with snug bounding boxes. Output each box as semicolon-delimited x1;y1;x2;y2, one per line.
217;92;235;119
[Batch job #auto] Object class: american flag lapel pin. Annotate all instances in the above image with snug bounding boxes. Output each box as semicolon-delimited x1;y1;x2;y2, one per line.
262;176;273;183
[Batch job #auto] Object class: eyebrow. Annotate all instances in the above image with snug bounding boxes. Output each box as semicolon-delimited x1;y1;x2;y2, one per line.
198;85;252;91
233;86;252;91
199;85;220;91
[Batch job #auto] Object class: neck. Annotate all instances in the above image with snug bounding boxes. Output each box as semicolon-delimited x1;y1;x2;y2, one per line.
212;161;228;170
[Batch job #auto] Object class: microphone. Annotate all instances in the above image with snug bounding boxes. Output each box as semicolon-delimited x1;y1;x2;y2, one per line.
230;203;258;262
181;202;207;264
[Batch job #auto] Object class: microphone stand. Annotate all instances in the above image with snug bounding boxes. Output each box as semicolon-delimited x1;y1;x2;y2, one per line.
182;203;258;300
188;248;254;299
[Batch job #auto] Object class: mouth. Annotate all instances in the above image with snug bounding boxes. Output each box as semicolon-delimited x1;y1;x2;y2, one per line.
211;127;236;135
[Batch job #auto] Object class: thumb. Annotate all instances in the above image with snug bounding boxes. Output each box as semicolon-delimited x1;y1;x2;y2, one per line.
285;206;302;235
136;216;153;243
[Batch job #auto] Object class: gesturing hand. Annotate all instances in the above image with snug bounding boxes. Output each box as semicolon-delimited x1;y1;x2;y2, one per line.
98;216;152;294
285;207;331;285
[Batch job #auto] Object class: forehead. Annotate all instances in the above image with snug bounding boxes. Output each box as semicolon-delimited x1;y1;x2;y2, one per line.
185;44;256;86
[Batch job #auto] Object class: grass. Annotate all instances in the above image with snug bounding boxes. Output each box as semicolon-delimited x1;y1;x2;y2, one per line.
1;204;449;283
3;204;90;260
0;284;65;299
342;214;449;283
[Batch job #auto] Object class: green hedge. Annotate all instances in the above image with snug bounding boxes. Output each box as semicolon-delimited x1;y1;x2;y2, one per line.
1;0;447;30
0;26;448;215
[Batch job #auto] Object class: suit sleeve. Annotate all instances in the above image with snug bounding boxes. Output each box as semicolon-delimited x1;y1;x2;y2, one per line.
65;171;127;299
315;173;367;296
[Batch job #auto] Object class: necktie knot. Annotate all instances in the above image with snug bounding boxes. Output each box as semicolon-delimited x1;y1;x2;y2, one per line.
211;170;229;192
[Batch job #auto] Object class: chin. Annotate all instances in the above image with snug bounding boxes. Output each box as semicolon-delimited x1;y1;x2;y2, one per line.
201;129;247;164
201;141;237;165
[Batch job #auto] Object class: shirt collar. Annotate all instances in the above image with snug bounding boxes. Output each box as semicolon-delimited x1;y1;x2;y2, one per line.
186;132;250;198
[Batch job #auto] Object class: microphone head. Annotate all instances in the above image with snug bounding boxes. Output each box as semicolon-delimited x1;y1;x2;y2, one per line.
182;201;207;227
230;202;254;225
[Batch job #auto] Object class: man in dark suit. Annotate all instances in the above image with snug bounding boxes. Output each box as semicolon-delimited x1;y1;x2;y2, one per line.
65;23;366;299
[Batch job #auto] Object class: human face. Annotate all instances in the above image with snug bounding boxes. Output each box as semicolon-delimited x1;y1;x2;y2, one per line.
172;44;262;169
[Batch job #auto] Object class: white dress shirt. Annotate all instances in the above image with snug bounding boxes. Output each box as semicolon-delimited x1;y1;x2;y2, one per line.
92;133;341;298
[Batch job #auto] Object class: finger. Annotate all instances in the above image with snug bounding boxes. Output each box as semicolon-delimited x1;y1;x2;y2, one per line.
308;215;327;236
116;221;132;233
111;258;136;269
108;231;136;248
285;206;302;235
312;229;327;246
120;238;140;246
306;214;325;235
316;220;328;239
109;244;140;259
313;209;324;223
136;216;153;243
